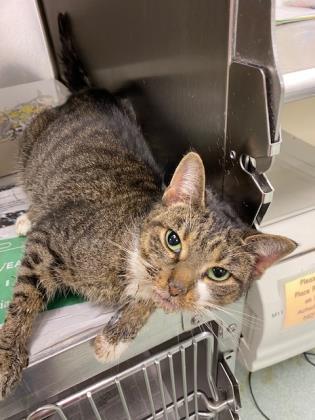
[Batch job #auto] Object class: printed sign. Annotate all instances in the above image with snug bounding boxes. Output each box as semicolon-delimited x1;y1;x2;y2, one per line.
284;273;315;327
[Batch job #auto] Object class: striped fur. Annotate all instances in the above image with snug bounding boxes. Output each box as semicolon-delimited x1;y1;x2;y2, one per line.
0;16;297;399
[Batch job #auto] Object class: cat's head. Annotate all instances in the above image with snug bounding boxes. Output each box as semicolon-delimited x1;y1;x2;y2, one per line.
128;152;297;314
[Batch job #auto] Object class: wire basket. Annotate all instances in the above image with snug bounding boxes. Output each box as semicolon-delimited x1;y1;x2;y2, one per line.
26;331;240;420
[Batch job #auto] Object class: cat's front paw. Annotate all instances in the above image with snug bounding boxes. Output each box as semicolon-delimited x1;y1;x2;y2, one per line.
0;347;28;399
94;335;129;364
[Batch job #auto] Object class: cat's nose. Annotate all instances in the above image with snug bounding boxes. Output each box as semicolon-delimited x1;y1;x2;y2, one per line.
169;279;187;297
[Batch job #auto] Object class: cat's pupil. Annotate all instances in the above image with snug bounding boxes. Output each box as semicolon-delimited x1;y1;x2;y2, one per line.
212;267;228;278
168;231;180;246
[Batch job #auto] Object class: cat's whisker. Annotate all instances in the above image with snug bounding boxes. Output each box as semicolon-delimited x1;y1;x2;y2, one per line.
227;300;260;318
203;320;223;347
202;313;248;363
202;301;262;323
189;307;248;365
197;302;260;334
202;303;261;331
207;304;263;323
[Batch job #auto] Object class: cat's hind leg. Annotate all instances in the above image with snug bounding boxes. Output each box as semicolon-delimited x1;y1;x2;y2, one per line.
0;229;61;399
94;300;155;363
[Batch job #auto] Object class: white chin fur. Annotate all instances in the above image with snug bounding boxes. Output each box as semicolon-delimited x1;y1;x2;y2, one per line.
124;237;154;301
94;336;129;363
197;280;211;305
15;213;31;236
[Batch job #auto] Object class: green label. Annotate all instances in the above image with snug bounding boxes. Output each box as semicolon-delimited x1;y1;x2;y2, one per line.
0;237;84;324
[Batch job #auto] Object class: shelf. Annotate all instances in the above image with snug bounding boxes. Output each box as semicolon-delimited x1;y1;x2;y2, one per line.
276;20;315;102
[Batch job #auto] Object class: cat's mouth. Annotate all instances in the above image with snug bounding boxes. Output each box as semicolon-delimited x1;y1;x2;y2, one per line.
152;289;182;313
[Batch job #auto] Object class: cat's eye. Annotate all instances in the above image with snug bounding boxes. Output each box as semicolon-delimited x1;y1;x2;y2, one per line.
165;230;181;253
207;267;230;281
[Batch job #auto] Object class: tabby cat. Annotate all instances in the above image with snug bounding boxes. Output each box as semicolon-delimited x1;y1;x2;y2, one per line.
0;13;296;399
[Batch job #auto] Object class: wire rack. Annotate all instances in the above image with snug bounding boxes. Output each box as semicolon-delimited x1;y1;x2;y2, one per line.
25;331;240;420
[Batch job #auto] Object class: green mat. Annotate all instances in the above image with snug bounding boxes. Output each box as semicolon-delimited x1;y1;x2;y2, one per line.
0;236;84;324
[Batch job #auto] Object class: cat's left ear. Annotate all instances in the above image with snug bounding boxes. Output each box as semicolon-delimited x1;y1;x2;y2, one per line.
162;152;205;207
244;233;297;278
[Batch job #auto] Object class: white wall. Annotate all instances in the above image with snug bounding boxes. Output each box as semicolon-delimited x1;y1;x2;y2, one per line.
0;0;54;88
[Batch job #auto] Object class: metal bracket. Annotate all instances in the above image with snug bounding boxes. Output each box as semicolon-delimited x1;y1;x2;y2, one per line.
216;358;241;419
224;61;279;224
224;0;283;225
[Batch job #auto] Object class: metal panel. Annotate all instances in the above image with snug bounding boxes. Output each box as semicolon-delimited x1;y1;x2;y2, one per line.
234;0;282;142
223;0;282;224
224;63;275;224
39;0;230;189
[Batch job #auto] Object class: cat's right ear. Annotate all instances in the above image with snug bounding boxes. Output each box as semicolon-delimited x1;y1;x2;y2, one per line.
244;232;297;279
162;152;205;207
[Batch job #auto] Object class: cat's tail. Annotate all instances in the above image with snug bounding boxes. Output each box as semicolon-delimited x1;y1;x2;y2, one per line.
58;12;92;92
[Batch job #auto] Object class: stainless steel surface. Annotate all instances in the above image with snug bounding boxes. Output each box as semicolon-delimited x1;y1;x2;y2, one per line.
0;304;244;419
39;0;230;192
182;302;244;395
0;311;183;419
116;379;132;420
227;63;275;172
217;362;241;414
235;0;282;141
26;332;240;420
88;392;102;420
224;62;276;224
224;0;281;224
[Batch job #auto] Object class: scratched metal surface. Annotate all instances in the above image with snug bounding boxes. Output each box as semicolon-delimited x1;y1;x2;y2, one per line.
40;0;230;191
